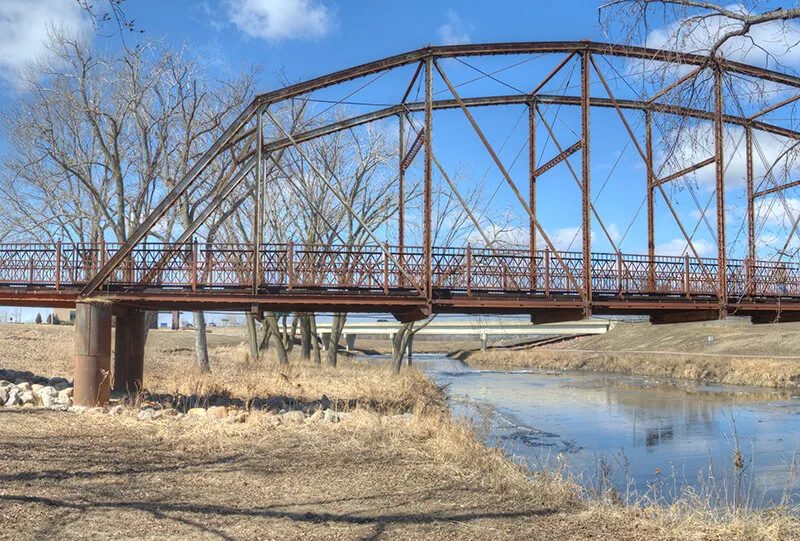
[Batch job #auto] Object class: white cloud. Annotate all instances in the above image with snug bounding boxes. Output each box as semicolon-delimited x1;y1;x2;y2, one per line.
756;232;800;255
437;10;471;46
754;196;800;228
655;237;715;257
645;4;800;69
225;0;334;42
0;0;89;85
542;226;597;252
657;124;800;192
467;225;527;248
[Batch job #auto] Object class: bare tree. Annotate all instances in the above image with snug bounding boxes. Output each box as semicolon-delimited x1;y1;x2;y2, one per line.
252;111;401;367
601;1;800;63
0;29;257;372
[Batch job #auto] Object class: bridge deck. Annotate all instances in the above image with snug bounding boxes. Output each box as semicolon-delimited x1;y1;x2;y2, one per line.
0;243;795;320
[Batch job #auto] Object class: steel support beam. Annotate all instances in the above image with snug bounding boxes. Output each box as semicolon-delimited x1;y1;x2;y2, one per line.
532;141;582;178
535;109;621;255
254;107;264;294
590;57;714;280
749;93;800;120
82;103;258;296
424;55;434;299
252;42;800;110
646;110;655;291
646;66;704;104
74;301;112;406
247;95;800;165
529;102;537;280
398;114;406;252
651;309;719;324
714;67;727;317
530;52;577;95
746;127;755;296
263;112;424;296
531;309;584;325
402;113;524;289
433;60;585;297
652;157;716;188
752;178;800;199
581;50;592;314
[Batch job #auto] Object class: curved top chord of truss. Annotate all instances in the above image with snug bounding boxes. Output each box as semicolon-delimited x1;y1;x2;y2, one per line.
252;41;800;106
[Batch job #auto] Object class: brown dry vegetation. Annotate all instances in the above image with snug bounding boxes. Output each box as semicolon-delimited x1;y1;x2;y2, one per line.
1;323;799;539
457;320;800;389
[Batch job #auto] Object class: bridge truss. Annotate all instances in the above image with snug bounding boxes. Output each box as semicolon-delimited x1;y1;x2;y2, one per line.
7;40;796;404
2;41;795;326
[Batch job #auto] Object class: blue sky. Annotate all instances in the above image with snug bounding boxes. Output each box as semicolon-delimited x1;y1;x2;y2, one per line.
1;0;800;320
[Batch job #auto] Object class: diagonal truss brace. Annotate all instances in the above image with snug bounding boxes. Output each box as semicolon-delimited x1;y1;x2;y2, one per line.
81;102;260;295
589;56;714;282
402;112;524;290
535;109;623;256
651;156;716;188
401;127;426;171
433;59;586;299
532;141;582;178
264;110;425;297
752;178;800;199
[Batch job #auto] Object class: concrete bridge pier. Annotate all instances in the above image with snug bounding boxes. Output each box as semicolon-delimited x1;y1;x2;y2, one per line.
74;301;112;407
113;309;146;394
321;332;358;351
344;333;357;351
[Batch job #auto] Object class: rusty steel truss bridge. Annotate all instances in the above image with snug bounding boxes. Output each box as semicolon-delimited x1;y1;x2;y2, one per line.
5;41;800;405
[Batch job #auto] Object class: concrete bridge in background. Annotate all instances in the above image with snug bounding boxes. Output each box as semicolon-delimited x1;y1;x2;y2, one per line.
316;318;614;351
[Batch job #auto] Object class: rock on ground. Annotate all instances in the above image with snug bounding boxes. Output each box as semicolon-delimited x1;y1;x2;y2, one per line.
207;406;228;420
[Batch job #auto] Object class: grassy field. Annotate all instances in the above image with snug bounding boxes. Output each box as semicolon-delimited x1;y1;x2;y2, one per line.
457;319;800;389
1;323;799;539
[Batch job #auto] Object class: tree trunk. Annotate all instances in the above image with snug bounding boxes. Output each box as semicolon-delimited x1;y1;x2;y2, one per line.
391;322;414;374
246;312;259;364
309;313;321;364
326;313;347;367
171;310;180;330
283;315;299;352
259;321;271;351
299;314;311;361
265;314;288;365
194;311;210;372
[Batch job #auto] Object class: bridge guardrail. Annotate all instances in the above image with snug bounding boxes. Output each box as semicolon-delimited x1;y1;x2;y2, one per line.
0;242;797;299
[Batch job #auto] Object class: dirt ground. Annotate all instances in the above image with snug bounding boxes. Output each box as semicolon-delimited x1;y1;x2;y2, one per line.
1;323;798;539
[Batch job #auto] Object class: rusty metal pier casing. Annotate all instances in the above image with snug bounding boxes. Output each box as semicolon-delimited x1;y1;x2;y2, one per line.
113;309;146;394
74;301;112;407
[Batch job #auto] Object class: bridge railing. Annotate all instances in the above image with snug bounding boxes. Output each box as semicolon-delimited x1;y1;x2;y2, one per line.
0;241;798;298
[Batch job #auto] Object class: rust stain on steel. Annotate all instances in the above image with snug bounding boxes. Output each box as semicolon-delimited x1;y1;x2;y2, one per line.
74;302;111;407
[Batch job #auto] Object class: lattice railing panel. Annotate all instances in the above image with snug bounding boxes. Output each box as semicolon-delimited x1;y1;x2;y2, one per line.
0;242;796;301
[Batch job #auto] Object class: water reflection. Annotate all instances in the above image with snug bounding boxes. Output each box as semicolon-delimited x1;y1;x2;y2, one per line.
410;354;800;508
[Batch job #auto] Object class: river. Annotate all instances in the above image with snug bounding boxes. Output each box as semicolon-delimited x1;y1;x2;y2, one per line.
409;354;800;508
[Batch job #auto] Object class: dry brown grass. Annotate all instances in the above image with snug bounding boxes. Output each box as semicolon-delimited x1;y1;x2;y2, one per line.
148;345;445;415
458;348;800;389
